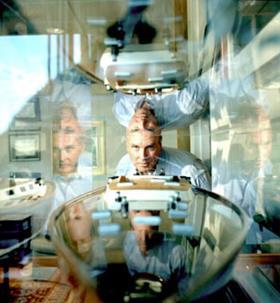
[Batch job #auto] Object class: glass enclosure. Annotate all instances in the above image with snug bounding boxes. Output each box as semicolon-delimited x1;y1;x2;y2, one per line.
0;0;279;301
50;177;249;301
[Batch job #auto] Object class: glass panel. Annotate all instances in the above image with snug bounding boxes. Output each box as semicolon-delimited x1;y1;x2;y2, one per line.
51;177;248;302
0;0;279;301
210;2;280;248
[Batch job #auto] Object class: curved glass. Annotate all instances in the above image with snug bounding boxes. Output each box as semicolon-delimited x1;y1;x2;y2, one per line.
50;177;249;302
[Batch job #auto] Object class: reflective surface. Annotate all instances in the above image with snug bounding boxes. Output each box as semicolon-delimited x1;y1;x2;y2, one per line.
209;9;280;244
51;177;249;302
0;0;279;301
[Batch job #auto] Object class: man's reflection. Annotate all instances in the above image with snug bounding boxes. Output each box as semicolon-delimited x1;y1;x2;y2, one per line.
64;202;107;269
113;73;209;130
44;102;92;234
213;104;273;218
53;103;84;175
129;210;161;256
66;202;93;256
211;103;276;248
116;104;211;190
123;210;188;297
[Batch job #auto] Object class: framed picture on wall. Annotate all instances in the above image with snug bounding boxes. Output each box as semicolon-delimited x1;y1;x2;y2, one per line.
84;121;105;175
9;119;41;131
9;132;41;162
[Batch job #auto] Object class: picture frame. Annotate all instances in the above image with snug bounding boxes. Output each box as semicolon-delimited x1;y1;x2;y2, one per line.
84;121;106;175
9;119;41;131
9;132;41;162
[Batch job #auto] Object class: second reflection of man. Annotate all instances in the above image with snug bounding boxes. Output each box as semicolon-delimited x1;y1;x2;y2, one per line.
65;202;107;273
124;210;189;299
44;102;92;235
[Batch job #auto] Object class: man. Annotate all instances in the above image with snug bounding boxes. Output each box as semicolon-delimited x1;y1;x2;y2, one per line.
65;202;107;270
51;103;92;201
123;210;188;298
113;56;260;131
116;105;211;190
44;103;92;233
53;104;85;176
127;210;161;256
113;73;209;130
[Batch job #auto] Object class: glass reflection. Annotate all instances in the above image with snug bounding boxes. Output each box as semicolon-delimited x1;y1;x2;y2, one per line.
112;73;209;130
124;209;188;299
212;103;273;217
53;103;85;176
63;202;107;274
51;182;249;302
65;202;93;257
44;101;93;233
262;176;280;237
0;1;279;301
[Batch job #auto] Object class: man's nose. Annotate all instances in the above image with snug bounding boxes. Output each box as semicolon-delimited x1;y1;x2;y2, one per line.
139;148;148;159
59;149;68;160
137;229;148;245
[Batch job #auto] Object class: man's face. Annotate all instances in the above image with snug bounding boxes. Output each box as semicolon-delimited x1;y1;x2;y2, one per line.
127;129;161;174
53;130;84;175
53;108;84;175
127;110;161;174
129;210;159;255
67;203;92;255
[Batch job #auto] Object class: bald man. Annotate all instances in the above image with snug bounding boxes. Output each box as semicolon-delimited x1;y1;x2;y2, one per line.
115;105;211;190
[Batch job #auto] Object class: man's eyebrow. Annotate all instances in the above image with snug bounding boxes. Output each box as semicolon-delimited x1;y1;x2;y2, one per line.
63;126;75;133
129;127;140;133
145;126;156;131
65;144;75;149
128;125;158;133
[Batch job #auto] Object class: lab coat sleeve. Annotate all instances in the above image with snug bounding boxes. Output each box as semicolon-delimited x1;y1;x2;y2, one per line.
157;73;209;129
177;73;209;115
